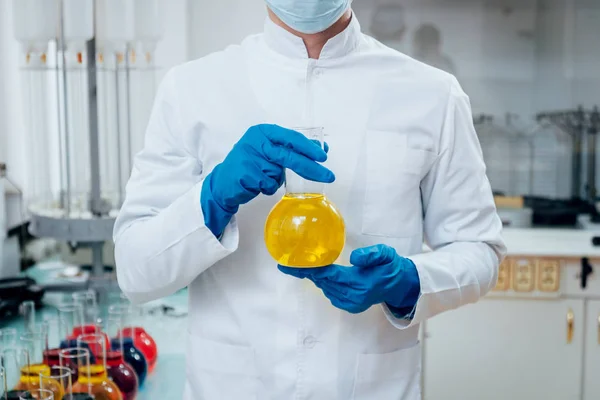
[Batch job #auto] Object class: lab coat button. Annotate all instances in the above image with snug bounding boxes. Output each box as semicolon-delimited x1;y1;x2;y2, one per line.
303;336;317;348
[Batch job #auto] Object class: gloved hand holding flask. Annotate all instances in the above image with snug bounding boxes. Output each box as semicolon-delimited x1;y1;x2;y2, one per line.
279;244;421;317
201;124;335;238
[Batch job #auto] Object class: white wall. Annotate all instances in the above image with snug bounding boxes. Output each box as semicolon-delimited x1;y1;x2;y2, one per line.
188;0;266;58
155;0;190;79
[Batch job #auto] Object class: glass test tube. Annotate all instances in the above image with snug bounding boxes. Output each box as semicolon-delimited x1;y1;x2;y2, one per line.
13;345;60;397
74;335;122;400
64;49;91;216
71;291;99;332
1;349;23;398
1;365;6;398
107;306;146;386
19;327;46;368
21;49;54;214
41;318;63;370
39;366;71;398
19;302;36;333
58;303;84;345
36;366;64;400
119;300;156;373
0;329;17;351
105;317;138;400
59;348;90;395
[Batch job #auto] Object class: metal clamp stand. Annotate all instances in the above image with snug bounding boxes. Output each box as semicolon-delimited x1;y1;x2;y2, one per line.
537;106;600;223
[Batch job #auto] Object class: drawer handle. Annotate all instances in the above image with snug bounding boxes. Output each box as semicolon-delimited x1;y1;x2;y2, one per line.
567;308;574;344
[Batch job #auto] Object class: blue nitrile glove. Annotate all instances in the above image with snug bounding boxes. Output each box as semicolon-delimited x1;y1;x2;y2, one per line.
201;124;335;238
279;244;421;318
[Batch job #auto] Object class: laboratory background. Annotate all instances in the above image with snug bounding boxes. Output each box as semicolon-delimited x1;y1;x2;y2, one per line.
0;0;600;399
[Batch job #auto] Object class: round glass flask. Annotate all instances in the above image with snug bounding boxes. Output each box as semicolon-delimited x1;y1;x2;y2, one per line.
264;127;345;268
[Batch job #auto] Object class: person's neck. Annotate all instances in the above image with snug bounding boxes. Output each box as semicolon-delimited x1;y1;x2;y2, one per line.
268;9;353;59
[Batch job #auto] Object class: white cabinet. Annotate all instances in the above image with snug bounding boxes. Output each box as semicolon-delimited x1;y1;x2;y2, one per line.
584;300;600;400
423;298;584;400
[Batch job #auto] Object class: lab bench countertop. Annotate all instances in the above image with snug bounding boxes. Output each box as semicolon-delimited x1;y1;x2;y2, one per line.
502;227;600;257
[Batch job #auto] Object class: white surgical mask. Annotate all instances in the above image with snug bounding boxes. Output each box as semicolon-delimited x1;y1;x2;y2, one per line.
266;0;352;34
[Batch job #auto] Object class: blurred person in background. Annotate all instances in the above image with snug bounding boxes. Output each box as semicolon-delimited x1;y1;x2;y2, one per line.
369;2;408;51
114;0;505;398
412;23;457;75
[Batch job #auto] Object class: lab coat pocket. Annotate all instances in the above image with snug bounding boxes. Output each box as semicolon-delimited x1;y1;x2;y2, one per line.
187;333;259;400
363;130;434;238
352;342;422;400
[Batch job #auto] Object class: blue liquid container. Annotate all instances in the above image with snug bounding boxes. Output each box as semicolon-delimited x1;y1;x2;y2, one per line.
112;337;147;386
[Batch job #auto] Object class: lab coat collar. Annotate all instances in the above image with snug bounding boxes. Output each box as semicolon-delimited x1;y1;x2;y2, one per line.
263;12;362;60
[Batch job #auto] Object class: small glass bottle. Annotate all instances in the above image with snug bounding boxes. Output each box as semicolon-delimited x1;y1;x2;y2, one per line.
118;296;157;374
2;363;34;400
105;316;139;400
57;303;85;348
61;346;121;400
0;328;18;351
264;127;345;267
19;301;36;333
2;349;31;399
39;366;71;399
107;305;147;386
14;328;63;398
71;291;101;338
42;317;64;372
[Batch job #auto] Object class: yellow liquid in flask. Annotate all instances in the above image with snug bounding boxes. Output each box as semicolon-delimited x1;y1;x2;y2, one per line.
264;193;345;267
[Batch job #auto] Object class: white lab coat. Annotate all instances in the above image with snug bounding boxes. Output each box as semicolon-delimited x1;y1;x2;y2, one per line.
114;15;505;400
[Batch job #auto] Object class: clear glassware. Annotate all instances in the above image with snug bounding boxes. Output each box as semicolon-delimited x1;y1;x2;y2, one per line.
57;303;85;347
106;305;147;386
19;388;53;400
58;348;103;400
19;302;36;333
264;127;345;267
116;295;157;373
71;291;100;333
14;329;62;398
2;348;30;399
38;366;70;400
41;317;64;371
75;335;122;400
0;328;18;352
104;317;138;400
40;361;73;399
58;348;89;392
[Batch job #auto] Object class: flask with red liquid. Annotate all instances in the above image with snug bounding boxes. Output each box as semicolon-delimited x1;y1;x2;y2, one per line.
105;316;139;400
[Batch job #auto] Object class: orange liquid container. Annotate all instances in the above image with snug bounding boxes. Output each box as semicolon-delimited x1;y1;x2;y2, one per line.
265;193;345;267
72;365;122;400
13;364;63;399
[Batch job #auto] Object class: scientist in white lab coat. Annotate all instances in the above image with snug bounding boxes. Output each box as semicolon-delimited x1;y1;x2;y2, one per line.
114;1;506;399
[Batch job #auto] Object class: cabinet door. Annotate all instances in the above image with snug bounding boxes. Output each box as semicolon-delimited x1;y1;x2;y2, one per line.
423;299;584;400
584;300;600;400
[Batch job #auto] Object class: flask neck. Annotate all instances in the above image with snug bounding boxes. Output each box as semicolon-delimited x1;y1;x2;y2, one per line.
285;170;325;195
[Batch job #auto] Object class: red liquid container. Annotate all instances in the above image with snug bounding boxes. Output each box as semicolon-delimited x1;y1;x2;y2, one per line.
43;348;61;368
121;328;157;373
106;351;138;400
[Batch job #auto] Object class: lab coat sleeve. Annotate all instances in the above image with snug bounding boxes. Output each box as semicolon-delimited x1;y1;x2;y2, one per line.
113;69;239;305
382;78;506;329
